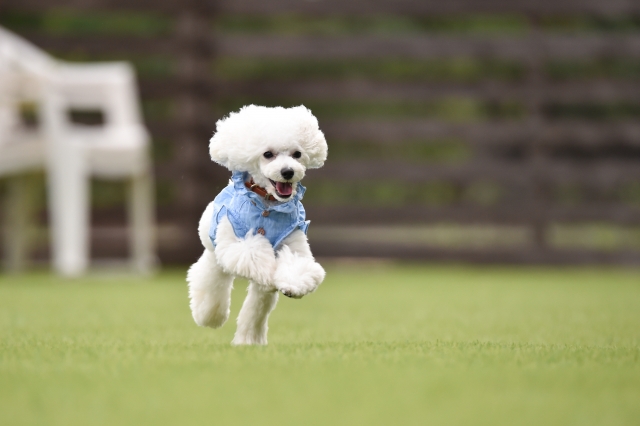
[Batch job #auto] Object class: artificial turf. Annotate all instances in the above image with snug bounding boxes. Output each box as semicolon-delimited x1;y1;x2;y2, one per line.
0;263;639;425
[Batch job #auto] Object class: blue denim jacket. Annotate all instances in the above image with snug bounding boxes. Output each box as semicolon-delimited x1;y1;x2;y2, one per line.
209;171;310;249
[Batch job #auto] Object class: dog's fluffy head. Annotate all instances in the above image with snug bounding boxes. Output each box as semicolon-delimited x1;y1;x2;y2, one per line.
209;105;327;202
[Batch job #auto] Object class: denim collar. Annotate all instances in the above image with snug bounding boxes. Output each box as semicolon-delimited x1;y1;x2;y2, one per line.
231;171;305;212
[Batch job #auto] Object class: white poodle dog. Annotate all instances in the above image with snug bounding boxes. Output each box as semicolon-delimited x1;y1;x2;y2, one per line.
186;105;328;345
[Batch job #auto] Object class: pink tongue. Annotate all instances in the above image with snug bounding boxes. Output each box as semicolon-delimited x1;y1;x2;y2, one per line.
276;182;293;196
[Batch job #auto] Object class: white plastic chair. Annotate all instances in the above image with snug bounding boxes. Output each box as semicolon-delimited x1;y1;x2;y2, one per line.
0;26;156;276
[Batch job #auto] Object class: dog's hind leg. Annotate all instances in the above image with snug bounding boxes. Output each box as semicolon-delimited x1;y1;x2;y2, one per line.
187;249;234;328
232;282;279;345
187;201;235;328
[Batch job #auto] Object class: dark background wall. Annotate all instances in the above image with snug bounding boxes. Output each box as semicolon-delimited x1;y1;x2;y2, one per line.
1;0;640;265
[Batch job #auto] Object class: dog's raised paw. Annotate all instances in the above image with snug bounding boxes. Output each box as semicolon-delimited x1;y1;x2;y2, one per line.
274;246;326;298
280;288;304;299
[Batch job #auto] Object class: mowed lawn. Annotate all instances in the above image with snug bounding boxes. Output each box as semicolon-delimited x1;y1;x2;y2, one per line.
0;263;639;426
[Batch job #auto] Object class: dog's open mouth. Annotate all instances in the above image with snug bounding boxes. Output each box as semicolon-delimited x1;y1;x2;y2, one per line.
269;179;293;198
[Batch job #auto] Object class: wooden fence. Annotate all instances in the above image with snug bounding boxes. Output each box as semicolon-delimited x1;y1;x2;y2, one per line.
1;0;640;264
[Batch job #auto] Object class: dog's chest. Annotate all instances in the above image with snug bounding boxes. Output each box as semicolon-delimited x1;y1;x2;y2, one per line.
235;198;298;236
210;183;309;249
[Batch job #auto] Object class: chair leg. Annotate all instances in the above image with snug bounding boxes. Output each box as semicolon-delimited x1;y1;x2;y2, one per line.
47;153;90;277
127;172;157;274
3;176;30;272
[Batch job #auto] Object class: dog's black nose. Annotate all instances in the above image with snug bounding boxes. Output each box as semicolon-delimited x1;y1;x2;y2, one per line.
281;168;294;180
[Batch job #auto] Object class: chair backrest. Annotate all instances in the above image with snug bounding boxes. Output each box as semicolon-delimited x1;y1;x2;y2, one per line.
0;26;57;150
54;62;144;129
0;26;57;98
0;26;146;150
0;27;55;69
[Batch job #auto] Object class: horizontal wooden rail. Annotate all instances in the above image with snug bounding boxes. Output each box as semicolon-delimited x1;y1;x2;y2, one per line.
218;34;640;60
319;120;529;144
219;0;640;17
1;0;211;14
318;120;640;146
5;0;639;16
314;161;533;184
305;204;640;226
18;31;640;61
140;79;640;106
312;160;640;186
310;241;640;265
20;33;179;56
216;80;640;104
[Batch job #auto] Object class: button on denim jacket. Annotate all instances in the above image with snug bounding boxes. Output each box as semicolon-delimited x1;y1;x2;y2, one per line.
209;171;310;250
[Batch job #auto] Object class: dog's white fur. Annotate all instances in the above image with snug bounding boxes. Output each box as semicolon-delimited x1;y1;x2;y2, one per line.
187;105;327;345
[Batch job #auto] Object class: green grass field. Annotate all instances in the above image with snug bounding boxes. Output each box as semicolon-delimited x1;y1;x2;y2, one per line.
1;263;639;426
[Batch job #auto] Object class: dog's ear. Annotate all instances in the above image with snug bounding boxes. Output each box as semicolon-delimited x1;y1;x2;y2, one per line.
209;130;230;169
306;129;328;169
293;106;328;169
209;106;255;170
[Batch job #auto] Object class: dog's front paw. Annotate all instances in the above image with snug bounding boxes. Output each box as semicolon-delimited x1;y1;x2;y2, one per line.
215;228;276;286
274;246;325;299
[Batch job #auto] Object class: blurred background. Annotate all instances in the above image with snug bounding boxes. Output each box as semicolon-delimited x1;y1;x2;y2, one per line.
1;0;640;269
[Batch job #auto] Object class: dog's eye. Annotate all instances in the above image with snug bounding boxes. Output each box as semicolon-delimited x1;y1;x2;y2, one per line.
263;151;274;159
292;151;302;159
